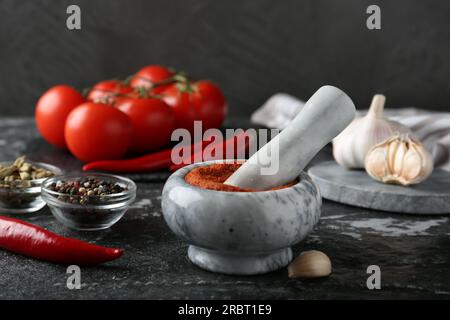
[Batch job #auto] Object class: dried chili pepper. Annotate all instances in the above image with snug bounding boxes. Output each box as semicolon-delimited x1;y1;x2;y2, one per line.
0;216;123;265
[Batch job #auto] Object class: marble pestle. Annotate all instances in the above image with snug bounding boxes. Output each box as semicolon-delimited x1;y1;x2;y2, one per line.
224;85;356;190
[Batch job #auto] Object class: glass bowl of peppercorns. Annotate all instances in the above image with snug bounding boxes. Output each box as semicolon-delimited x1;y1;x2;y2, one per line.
41;173;137;231
0;156;61;213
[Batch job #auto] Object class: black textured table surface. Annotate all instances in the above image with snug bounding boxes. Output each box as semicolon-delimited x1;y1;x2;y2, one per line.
0;117;449;299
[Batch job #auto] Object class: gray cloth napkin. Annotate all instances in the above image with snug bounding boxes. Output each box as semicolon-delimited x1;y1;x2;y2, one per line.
251;93;450;171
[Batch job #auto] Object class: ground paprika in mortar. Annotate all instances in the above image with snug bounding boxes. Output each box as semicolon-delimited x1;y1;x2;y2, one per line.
185;163;298;192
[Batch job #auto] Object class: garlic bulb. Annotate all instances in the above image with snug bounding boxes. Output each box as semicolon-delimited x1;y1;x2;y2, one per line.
332;94;410;169
365;134;433;186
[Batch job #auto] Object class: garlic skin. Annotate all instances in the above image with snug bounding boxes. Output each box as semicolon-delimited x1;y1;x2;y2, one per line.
365;135;434;186
332;94;410;169
287;250;332;279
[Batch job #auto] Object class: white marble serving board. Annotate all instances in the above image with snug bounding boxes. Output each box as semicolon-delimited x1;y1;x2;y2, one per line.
308;161;450;214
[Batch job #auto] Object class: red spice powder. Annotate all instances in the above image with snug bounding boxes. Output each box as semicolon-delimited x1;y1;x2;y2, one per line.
185;163;298;192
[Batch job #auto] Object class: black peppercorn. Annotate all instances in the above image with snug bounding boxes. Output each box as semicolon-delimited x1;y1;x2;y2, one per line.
49;178;127;205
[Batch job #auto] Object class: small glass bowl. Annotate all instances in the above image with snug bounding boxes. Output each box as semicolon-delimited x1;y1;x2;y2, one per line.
41;173;137;231
0;162;62;214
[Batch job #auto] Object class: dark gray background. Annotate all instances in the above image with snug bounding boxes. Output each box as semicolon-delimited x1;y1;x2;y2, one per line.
0;0;449;117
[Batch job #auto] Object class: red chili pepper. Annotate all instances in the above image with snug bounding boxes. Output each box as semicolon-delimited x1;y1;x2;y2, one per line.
82;138;210;173
83;148;173;173
0;216;123;265
82;131;248;173
169;130;252;171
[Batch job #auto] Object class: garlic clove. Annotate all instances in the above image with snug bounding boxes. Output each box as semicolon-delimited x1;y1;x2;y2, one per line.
392;137;407;175
366;146;388;179
387;136;400;172
402;145;423;181
365;134;433;186
403;141;433;182
287;250;332;279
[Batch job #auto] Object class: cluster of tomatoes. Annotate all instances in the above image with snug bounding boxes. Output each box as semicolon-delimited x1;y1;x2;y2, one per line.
35;65;227;162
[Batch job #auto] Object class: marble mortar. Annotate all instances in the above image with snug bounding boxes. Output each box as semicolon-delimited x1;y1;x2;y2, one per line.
161;160;322;275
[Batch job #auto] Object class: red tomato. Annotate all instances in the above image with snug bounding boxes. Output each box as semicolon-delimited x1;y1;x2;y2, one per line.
65;102;132;162
162;80;227;132
35;85;85;149
116;97;176;153
87;80;133;105
130;65;174;93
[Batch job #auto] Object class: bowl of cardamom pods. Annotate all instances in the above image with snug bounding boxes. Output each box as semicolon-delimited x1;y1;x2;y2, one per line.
0;156;61;213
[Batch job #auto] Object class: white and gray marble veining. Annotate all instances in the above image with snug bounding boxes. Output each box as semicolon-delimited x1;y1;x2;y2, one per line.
161;160;322;275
